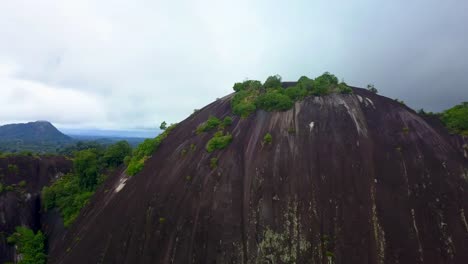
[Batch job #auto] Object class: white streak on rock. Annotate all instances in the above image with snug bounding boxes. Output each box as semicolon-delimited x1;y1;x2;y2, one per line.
115;177;127;193
309;122;314;132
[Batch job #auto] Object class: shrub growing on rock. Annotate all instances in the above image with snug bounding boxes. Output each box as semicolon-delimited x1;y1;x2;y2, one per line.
255;91;294;111
7;226;46;264
206;132;233;153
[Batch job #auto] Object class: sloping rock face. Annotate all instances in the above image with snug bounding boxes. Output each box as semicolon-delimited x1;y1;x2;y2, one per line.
0;155;72;263
50;88;468;264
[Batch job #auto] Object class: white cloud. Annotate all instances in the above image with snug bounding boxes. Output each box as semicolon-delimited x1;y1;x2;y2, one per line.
0;0;467;129
0;64;107;127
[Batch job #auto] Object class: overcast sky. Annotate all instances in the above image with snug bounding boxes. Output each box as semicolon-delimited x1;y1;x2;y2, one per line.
0;0;467;130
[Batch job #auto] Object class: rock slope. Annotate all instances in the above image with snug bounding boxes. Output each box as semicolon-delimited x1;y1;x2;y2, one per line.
0;155;72;263
50;88;468;264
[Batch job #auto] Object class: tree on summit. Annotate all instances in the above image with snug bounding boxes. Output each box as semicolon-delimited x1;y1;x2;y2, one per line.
160;121;167;130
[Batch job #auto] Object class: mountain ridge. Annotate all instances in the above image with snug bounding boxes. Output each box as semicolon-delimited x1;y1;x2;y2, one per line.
0;121;71;143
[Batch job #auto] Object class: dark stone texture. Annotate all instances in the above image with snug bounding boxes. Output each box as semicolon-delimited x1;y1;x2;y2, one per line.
50;88;468;264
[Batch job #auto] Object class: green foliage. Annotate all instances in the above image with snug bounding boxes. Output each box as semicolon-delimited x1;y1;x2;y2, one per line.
206;132;233;153
230;72;352;118
255;91;294;111
338;82;353;94
441;102;468;135
297;76;314;91
222;116;233;127
263;133;272;144
231;89;258;118
126;124;177;176
283;85;307;101
367;84;378;94
18;180;27;188
7;164;19;175
402;127;410;134
103;141;132;168
5;185;14;191
263;75;282;89
41;142;127;227
190;143;196;152
7;226;46;264
0;182;4;193
159;121;167;130
210;157;218;169
312;72;338;95
74;149;99;190
196;116;221;134
42;174;94;227
394;98;405;105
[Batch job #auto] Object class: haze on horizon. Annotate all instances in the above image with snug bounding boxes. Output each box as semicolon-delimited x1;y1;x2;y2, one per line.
0;0;467;130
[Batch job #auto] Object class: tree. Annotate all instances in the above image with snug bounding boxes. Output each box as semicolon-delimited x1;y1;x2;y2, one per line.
441;102;468;135
160;121;167;130
74;149;99;190
7;226;46;264
263;75;282;89
297;76;314;91
104;141;132;168
367;84;378;94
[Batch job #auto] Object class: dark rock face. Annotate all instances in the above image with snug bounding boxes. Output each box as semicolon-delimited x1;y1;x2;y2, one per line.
0;155;72;263
50;88;468;264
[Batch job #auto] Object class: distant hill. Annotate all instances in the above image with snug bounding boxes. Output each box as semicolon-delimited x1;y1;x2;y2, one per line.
0;121;71;153
0;121;71;143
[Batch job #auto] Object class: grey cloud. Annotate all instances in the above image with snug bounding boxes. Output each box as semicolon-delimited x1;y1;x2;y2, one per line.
0;0;467;129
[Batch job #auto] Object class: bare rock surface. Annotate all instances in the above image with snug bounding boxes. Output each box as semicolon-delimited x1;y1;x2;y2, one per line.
50;88;468;264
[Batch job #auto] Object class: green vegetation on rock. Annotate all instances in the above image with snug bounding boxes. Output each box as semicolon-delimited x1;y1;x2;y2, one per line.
210;157;218;169
206;131;233;153
7;226;46;264
231;72;352;117
441;102;468;135
263;133;273;144
126;123;177;176
367;84;378;94
196;116;221;134
42;140;129;227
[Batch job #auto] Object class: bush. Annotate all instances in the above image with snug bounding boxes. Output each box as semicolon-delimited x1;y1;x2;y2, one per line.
159;121;167;130
263;75;282;89
232;80;262;92
190;143;196;152
42;174;94;227
367;84;378;94
0;183;4;193
231;89;258;118
196;116;221;134
74;149;99;191
18;180;26;188
338;82;353;94
263;133;272;144
255;91;294;111
210;157;218;169
284;86;307;101
206;132;233;153
126;124;177;176
231;72;351;117
7;226;46;264
441;102;468;135
297;76;314;91
103;141;132;168
222;116;233;127
312;72;338;95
